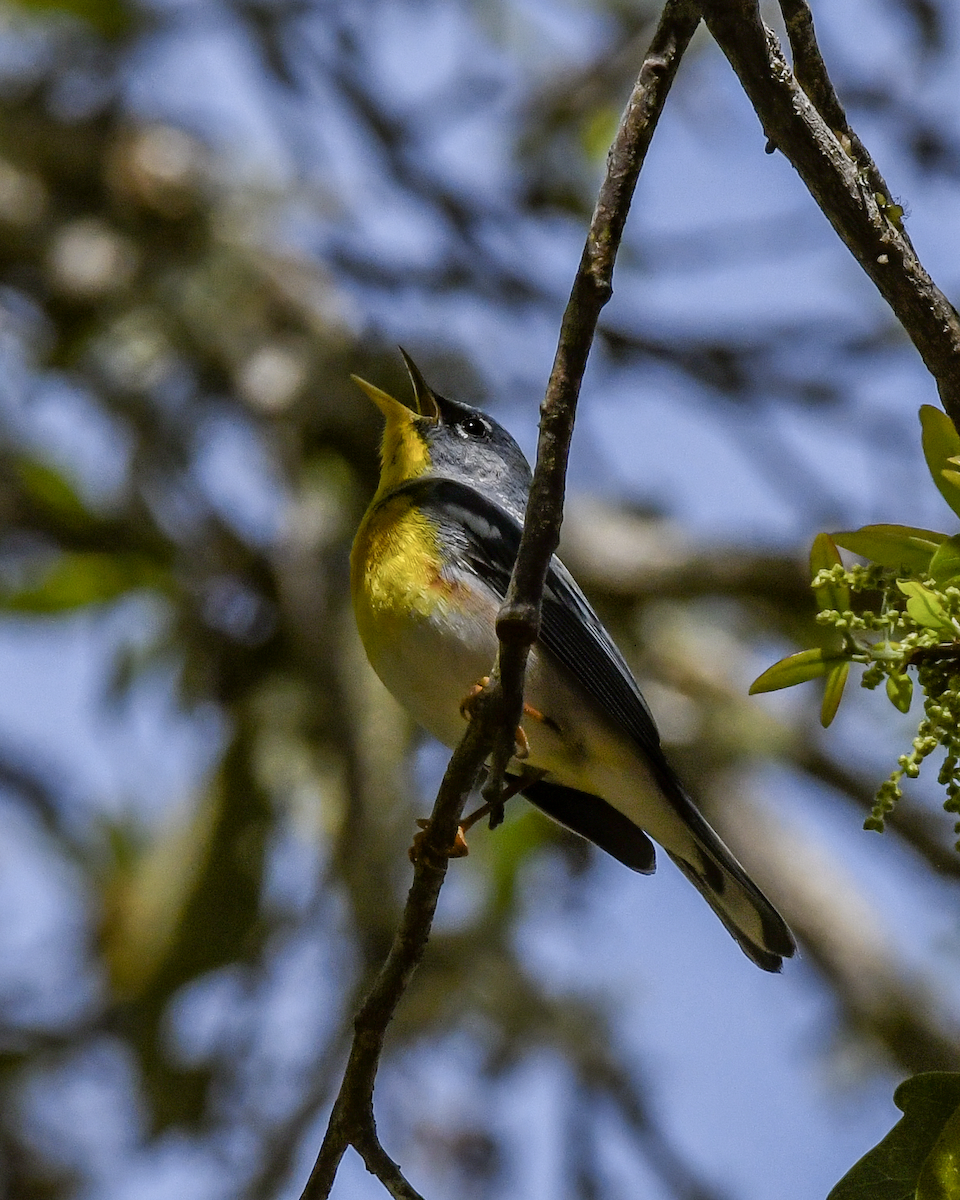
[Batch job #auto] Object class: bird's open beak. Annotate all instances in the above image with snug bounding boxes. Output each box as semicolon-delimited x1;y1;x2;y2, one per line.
351;348;439;422
398;348;440;421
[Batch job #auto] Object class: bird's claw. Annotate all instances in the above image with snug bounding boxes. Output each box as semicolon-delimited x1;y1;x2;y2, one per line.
459;679;544;760
408;818;470;864
408;765;550;862
459;677;491;720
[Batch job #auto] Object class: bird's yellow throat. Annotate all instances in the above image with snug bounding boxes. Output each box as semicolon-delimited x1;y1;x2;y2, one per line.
351;374;433;496
350;374;447;646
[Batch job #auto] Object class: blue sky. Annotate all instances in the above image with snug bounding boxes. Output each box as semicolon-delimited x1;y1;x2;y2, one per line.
3;0;960;1196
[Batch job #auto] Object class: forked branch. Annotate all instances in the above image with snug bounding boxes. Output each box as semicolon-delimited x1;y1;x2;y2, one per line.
700;0;960;427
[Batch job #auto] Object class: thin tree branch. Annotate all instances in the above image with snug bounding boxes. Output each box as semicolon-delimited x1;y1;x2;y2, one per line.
558;499;809;607
485;0;702;807
777;0;895;211
698;0;960;429
778;0;848;136
790;743;960;882
354;1134;426;1200
298;3;701;1194
298;715;491;1198
578;1057;726;1200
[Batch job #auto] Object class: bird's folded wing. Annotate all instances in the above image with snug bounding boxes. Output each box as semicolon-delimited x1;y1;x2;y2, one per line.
396;478;667;770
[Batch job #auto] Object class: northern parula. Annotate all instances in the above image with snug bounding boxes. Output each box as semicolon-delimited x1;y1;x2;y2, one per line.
350;350;796;972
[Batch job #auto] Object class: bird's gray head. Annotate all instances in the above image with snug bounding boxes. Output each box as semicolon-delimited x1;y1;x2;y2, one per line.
352;348;533;519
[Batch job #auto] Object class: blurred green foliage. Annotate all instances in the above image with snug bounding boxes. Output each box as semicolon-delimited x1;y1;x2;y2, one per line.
0;0;956;1196
7;0;130;36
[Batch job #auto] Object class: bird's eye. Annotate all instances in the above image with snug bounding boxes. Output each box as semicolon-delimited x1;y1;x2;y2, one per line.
458;416;489;438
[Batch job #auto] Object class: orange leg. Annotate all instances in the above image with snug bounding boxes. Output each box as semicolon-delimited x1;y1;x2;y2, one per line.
459;677;491;720
409;818;470;864
459;678;551;761
408;768;546;863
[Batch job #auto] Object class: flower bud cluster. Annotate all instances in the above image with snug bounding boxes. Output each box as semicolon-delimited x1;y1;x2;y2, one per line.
810;567;960;847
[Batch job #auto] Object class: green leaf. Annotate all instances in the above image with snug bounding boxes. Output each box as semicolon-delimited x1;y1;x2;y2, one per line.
16;458;93;528
832;524;946;573
886;672;914;713
5;0;131;38
749;647;846;694
828;1072;960;1200
917;1101;960;1200
897;580;956;633
811;532;849;610
1;552;165;613
920;405;960;522
929;534;960;586
820;661;850;727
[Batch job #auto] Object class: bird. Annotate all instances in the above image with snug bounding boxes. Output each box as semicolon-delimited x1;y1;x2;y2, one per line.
350;349;796;972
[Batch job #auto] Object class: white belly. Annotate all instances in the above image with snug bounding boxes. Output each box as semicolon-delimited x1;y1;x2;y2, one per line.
362;594;682;853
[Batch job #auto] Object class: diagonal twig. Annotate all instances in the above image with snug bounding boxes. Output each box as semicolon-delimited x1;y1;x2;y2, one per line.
698;0;960;429
298;715;492;1199
297;3;701;1195
483;0;702;810
777;0;898;207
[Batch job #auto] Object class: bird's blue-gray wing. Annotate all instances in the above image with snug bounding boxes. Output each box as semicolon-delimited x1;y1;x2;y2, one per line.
403;478;666;760
396;478;677;872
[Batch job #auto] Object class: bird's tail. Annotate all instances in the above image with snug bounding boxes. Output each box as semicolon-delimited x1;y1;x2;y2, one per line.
664;798;796;973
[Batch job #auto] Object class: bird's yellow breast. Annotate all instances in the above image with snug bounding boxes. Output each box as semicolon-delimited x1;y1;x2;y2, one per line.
351;492;452;650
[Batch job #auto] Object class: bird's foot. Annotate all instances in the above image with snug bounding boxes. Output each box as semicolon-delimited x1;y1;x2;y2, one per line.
512;702;552;759
512;724;530;760
408;768;547;862
459;678;545;760
408;818;470;864
458;677;491;720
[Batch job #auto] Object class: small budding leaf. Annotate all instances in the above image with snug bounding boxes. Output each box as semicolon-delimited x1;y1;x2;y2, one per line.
886;672;914;713
929;534;960;586
821;661;850;727
810;532;848;610
897;580;956;633
833;524;945;573
750;647;846;694
920;405;960;522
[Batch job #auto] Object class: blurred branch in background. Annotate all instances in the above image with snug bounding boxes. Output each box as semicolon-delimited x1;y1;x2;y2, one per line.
0;0;956;1198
